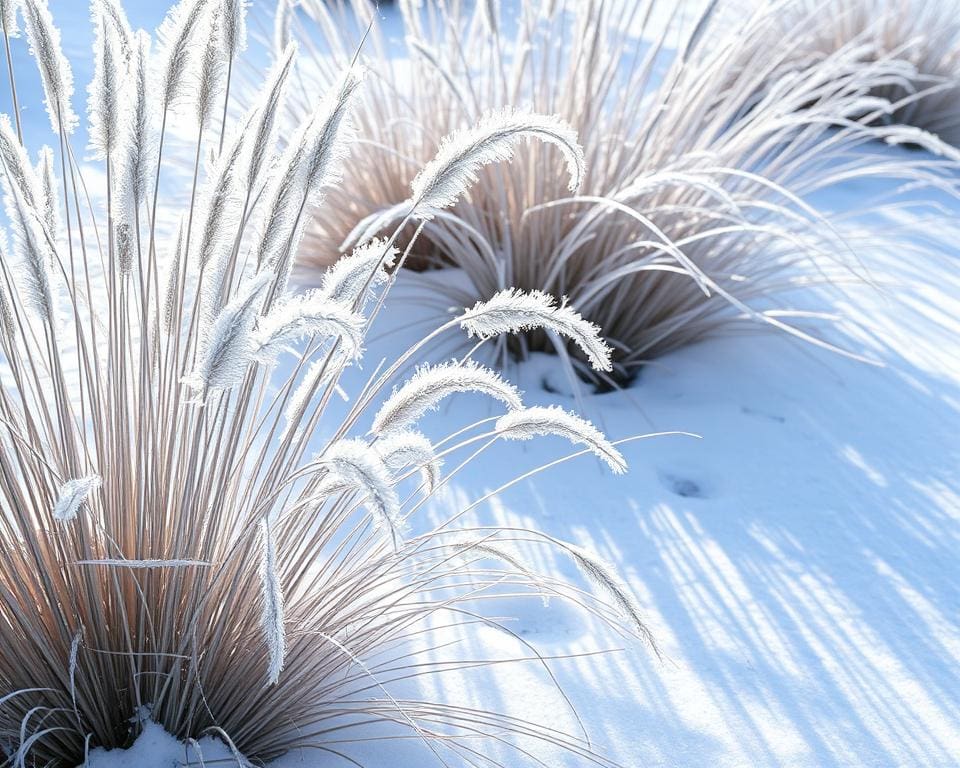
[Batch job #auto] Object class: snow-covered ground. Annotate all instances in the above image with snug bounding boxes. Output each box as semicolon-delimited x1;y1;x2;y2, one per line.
83;172;960;767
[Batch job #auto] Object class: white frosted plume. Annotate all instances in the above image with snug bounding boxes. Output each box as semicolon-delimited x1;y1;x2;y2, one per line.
412;108;583;213
496;406;627;474
372;361;522;436
459;288;613;372
183;272;272;395
253;292;364;363
53;475;102;523
317;439;403;549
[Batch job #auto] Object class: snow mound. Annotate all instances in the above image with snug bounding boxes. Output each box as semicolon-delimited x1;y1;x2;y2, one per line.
83;721;237;767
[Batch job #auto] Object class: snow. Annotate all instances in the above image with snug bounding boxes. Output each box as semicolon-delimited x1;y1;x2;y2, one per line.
84;170;960;767
85;722;238;767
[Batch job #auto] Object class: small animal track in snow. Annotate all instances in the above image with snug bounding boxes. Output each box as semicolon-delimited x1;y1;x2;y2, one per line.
658;471;707;499
541;375;561;394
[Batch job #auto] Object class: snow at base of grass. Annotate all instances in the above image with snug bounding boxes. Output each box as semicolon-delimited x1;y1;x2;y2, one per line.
84;722;237;767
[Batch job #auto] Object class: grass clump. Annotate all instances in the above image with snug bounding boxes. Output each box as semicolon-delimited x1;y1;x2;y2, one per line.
720;0;960;149
0;0;660;764
290;0;958;384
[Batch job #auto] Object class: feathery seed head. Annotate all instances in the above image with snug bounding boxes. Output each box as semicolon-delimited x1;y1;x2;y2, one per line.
0;129;57;324
259;519;285;685
460;289;613;372
124;30;154;204
255;65;363;276
564;543;656;648
162;219;185;331
0;0;19;37
157;0;213;110
301;65;365;200
0;114;41;212
372;360;523;436
319;237;398;309
88;0;127;160
252;292;364;363
411;107;584;214
221;0;247;59
195;6;226;128
53;475;102;523
93;0;134;64
183;272;273;395
21;0;78;134
496;406;627;474
34;145;58;236
375;431;442;493
196;112;252;270
115;220;134;276
317;439;404;548
246;41;297;191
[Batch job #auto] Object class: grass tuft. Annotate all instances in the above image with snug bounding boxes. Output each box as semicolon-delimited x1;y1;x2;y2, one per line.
0;1;657;764
723;0;960;147
291;0;959;384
